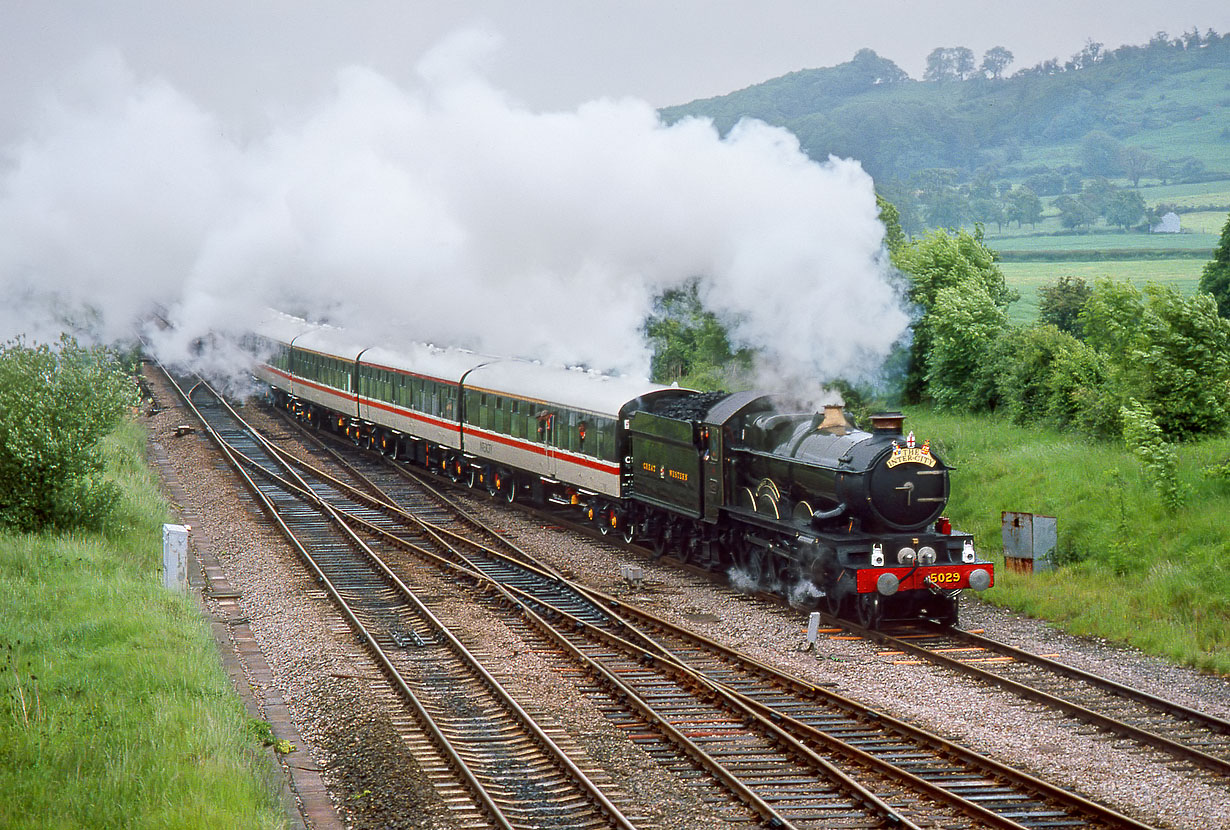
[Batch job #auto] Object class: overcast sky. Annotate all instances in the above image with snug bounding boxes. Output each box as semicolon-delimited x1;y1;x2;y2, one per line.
4;0;1229;134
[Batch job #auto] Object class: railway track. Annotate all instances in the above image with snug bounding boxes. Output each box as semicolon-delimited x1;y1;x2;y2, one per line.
163;369;637;830
850;619;1230;779
184;374;944;827
237;388;1170;830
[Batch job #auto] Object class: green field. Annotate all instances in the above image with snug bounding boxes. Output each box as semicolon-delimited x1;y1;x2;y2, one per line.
1001;259;1207;322
0;422;286;829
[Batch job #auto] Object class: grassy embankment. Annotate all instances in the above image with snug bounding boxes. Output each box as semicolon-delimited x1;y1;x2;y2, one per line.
0;420;287;829
908;407;1230;675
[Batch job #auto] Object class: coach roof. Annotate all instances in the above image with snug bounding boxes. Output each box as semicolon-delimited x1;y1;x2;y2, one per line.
255;310;673;415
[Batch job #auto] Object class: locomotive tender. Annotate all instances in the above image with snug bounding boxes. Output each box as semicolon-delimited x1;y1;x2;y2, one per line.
250;311;993;627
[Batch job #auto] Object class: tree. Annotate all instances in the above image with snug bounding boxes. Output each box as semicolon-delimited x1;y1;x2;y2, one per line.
969;197;1004;232
1080;130;1124;177
849;48;909;85
644;281;752;389
1199;213;1230;318
1004;187;1043;228
1105;189;1146;230
894;228;1017;402
924;278;1007;410
1055;194;1098;229
991;324;1087;425
1081;176;1119;217
1038;276;1093;336
980;46;1014;79
876;194;907;256
1067;39;1106;70
1119;145;1154;188
923;47;955;82
951;47;976;80
924;188;968;230
923;47;976;81
0;336;139;533
1081;280;1230;439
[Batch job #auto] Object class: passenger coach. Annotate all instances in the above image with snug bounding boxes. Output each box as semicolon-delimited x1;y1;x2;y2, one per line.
249;311;689;527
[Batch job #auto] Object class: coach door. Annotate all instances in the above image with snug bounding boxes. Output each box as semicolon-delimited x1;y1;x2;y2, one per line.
536;409;557;477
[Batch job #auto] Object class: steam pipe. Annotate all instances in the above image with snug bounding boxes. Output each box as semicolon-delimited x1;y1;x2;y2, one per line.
811;503;847;522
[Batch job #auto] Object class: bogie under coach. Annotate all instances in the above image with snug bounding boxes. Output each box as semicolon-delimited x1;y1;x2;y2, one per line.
250;312;993;627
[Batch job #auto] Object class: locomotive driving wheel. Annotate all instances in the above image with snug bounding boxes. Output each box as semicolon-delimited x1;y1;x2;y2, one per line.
824;588;845;618
744;545;768;586
856;593;884;629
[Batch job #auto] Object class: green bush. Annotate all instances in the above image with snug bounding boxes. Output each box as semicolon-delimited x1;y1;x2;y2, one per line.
1044;342;1119;436
895;227;1017;403
0;336;139;533
1081;280;1230;440
1120;398;1187;509
923;277;1007;410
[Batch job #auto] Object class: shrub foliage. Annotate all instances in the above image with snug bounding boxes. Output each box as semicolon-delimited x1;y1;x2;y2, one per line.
0;336;138;533
888;226;1230;442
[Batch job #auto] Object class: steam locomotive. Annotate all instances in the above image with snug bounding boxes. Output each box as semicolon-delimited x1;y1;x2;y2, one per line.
249;311;993;627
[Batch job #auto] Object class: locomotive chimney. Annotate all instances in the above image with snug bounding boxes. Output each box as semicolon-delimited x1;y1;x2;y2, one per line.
869;412;905;434
816;404;851;434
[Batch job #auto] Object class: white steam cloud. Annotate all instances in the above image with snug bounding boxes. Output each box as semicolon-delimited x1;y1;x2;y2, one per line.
1;32;909;392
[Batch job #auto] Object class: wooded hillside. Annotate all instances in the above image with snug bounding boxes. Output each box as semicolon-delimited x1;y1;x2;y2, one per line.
661;31;1230;235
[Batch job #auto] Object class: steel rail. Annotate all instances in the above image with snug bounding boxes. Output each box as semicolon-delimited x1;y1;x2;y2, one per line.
849;619;1230;778
162;368;636;830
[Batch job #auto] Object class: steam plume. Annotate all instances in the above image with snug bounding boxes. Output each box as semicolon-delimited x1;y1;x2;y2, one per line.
0;33;909;392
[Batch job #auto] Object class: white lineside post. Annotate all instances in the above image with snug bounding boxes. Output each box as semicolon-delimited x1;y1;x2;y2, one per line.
162;523;189;592
806;611;821;649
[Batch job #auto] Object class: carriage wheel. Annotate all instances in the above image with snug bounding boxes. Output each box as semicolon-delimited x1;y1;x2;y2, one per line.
503;473;516;503
487;469;500;498
621;520;636;545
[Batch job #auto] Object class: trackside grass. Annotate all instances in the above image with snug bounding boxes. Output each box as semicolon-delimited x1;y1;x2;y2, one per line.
0;420;287;829
908;408;1230;675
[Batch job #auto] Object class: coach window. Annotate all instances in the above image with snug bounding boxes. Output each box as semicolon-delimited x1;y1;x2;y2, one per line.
596;418;613;461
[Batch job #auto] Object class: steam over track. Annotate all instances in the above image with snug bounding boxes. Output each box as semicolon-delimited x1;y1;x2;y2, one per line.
144;359;1204;830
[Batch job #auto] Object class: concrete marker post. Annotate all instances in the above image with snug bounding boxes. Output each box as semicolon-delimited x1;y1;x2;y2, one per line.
162;523;189;592
805;611;821;650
